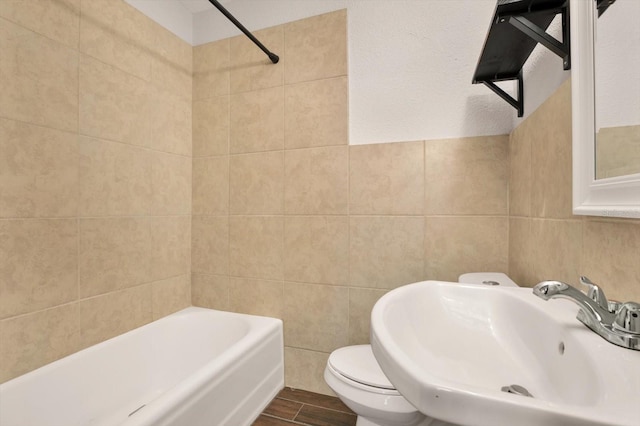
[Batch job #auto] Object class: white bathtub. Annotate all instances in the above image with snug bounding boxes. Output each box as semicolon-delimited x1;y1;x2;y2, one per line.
0;307;284;426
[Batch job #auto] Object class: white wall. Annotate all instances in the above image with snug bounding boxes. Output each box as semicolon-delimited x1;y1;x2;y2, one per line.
127;0;570;144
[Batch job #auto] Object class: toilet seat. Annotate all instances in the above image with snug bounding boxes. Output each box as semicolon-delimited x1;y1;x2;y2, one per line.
328;345;397;392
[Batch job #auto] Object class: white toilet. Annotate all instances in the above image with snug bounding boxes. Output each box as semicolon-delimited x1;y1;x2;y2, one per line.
325;273;519;426
324;344;429;426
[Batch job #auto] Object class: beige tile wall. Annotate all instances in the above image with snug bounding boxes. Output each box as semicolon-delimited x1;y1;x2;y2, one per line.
0;0;192;383
191;9;510;395
509;79;640;302
9;3;618;397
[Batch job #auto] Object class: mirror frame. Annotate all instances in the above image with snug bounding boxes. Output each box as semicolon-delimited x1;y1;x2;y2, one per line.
571;0;640;218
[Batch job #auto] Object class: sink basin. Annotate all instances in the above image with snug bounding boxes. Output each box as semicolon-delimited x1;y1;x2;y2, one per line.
370;281;640;426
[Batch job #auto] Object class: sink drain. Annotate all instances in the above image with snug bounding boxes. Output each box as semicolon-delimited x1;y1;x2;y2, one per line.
501;384;534;398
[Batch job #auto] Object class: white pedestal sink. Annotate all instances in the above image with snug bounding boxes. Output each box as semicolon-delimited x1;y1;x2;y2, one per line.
370;281;640;426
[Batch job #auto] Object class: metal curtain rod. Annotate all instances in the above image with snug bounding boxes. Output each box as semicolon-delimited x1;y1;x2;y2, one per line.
207;0;280;64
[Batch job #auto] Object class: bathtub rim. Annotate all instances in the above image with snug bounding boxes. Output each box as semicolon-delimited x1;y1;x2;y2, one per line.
0;306;284;426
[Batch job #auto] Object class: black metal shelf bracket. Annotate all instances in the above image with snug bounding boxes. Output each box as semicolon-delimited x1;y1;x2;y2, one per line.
472;0;571;117
597;0;616;17
208;0;279;64
483;71;524;117
506;6;571;70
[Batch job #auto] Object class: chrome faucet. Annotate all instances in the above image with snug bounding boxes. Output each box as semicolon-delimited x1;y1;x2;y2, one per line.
533;277;640;351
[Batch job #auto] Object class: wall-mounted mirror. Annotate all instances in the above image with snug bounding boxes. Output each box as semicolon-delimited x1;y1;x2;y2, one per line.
594;0;640;179
572;0;640;218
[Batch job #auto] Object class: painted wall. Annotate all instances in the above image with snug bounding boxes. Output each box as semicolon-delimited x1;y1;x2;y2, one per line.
128;0;570;144
0;0;192;383
509;79;640;303
191;10;510;395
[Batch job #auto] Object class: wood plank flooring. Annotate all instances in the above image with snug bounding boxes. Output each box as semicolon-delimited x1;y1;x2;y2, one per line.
253;387;357;426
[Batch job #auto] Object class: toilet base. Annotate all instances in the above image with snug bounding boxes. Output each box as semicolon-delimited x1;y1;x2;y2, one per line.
355;415;456;426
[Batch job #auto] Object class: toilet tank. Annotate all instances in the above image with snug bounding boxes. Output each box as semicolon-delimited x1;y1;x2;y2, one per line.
458;272;519;287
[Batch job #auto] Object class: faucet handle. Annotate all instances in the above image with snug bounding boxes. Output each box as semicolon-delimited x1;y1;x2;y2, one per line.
579;276;611;312
613;302;640;334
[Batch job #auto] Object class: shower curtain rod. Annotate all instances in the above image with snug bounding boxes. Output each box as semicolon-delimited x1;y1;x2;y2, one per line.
207;0;280;64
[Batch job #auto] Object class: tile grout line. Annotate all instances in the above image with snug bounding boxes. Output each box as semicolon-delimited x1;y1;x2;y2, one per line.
76;1;83;347
291;402;304;422
226;46;232;310
275;396;354;416
422;140;427;280
260;413;307;425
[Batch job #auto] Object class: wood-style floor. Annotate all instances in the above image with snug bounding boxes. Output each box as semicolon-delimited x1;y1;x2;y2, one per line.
253;387;357;426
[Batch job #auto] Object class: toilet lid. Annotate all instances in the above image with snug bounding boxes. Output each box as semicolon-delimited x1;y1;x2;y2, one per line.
328;345;396;390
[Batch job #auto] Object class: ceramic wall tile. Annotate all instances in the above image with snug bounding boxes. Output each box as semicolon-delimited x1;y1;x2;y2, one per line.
230;86;284;154
151;151;191;216
149;87;192;156
350;216;424;289
0;118;78;218
191;216;229;276
229;277;284;318
529;219;583;286
151;274;190;320
284;10;347;84
350;141;424;215
80;0;152;50
193;96;229;157
149;19;192;73
78;284;152;348
509;119;532;217
78;136;153;216
582;220;640;301
284;347;333;396
284;146;348;215
284;216;349;285
193;39;230;100
425;216;509;282
192;156;229;215
0;18;78;132
79;9;152;81
530;80;573;219
508;218;534;287
283;282;349;353
229;216;283;280
0;303;80;383
284;77;348;149
79;55;151;147
230;26;284;93
191;273;230;311
78;217;152;298
0;219;77;319
425;136;509;215
348;288;388;345
230;151;284;215
149;216;191;282
0;0;80;48
150;55;192;100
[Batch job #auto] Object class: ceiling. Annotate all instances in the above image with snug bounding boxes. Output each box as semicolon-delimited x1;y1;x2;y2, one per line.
132;0;230;16
177;0;216;14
